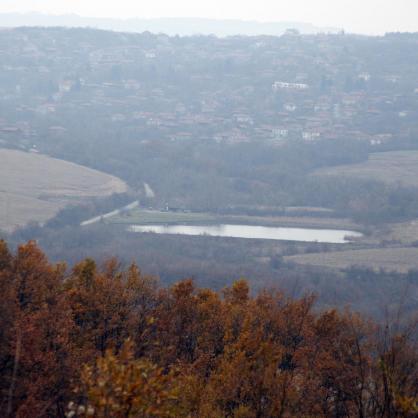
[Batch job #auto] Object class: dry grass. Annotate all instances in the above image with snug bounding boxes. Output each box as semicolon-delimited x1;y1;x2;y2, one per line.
314;150;418;188
385;220;418;244
0;149;127;231
285;247;418;273
112;208;358;230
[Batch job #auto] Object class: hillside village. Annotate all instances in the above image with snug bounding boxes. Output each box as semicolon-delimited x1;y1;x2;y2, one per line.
1;28;418;151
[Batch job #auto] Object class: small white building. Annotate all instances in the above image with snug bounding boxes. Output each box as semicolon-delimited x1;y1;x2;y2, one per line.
272;81;309;91
58;80;73;93
272;128;289;139
234;114;254;125
302;132;321;141
284;104;297;112
358;72;371;82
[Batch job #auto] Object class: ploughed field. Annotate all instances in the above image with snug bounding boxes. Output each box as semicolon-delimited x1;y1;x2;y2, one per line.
0;149;127;232
285;247;418;273
314;150;418;188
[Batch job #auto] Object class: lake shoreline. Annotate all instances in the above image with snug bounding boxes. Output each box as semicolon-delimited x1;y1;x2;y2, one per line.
128;223;363;244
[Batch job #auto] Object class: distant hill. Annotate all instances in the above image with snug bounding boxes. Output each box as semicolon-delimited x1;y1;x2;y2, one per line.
0;12;341;36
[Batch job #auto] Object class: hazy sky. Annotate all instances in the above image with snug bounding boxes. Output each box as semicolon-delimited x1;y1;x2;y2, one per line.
1;0;417;35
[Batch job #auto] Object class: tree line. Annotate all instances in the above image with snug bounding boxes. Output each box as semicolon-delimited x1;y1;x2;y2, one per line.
0;240;417;417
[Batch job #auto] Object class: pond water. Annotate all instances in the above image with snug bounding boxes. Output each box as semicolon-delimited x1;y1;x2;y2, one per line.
128;224;362;244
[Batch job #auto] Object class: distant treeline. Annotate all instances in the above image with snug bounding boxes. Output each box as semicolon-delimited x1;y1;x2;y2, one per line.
6;221;418;319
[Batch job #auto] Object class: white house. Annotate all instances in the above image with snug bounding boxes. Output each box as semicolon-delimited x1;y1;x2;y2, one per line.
272;128;289;139
302;132;321;141
272;81;309;91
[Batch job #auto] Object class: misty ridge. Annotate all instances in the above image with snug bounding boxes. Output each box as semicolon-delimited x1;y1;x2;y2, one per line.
0;12;341;36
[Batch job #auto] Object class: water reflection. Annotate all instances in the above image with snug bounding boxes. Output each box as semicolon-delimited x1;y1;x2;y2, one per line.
128;224;362;244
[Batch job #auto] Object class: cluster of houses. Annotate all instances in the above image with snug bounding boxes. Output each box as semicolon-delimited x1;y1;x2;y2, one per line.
1;28;418;149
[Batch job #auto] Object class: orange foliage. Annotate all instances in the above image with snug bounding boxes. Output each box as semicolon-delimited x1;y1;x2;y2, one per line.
68;340;185;418
0;240;416;417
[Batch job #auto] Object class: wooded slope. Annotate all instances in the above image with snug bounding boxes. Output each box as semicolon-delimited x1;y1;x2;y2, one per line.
0;240;416;417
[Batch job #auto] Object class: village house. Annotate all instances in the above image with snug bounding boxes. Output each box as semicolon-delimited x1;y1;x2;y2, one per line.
302;131;321;142
272;128;289;139
358;72;371;82
272;81;309;91
234;114;254;125
58;80;74;93
284;104;297;112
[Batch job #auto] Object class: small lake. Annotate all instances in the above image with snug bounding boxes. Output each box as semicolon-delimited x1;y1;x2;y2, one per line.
128;224;362;244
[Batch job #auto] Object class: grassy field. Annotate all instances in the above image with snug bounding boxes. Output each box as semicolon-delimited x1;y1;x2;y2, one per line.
112;208;359;230
113;209;217;225
386;221;418;244
314;150;418;188
359;220;418;246
0;149;127;232
285;247;418;273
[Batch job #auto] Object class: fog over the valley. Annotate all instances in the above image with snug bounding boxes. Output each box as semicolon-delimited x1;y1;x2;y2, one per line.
1;0;418;35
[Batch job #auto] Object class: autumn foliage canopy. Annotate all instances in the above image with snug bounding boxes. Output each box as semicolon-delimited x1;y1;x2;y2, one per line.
0;240;417;417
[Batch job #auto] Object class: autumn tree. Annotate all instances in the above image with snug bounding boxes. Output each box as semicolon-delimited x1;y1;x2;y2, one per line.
68;340;186;418
65;258;133;358
0;241;74;417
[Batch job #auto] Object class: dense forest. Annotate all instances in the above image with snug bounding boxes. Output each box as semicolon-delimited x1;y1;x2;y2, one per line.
0;240;416;417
